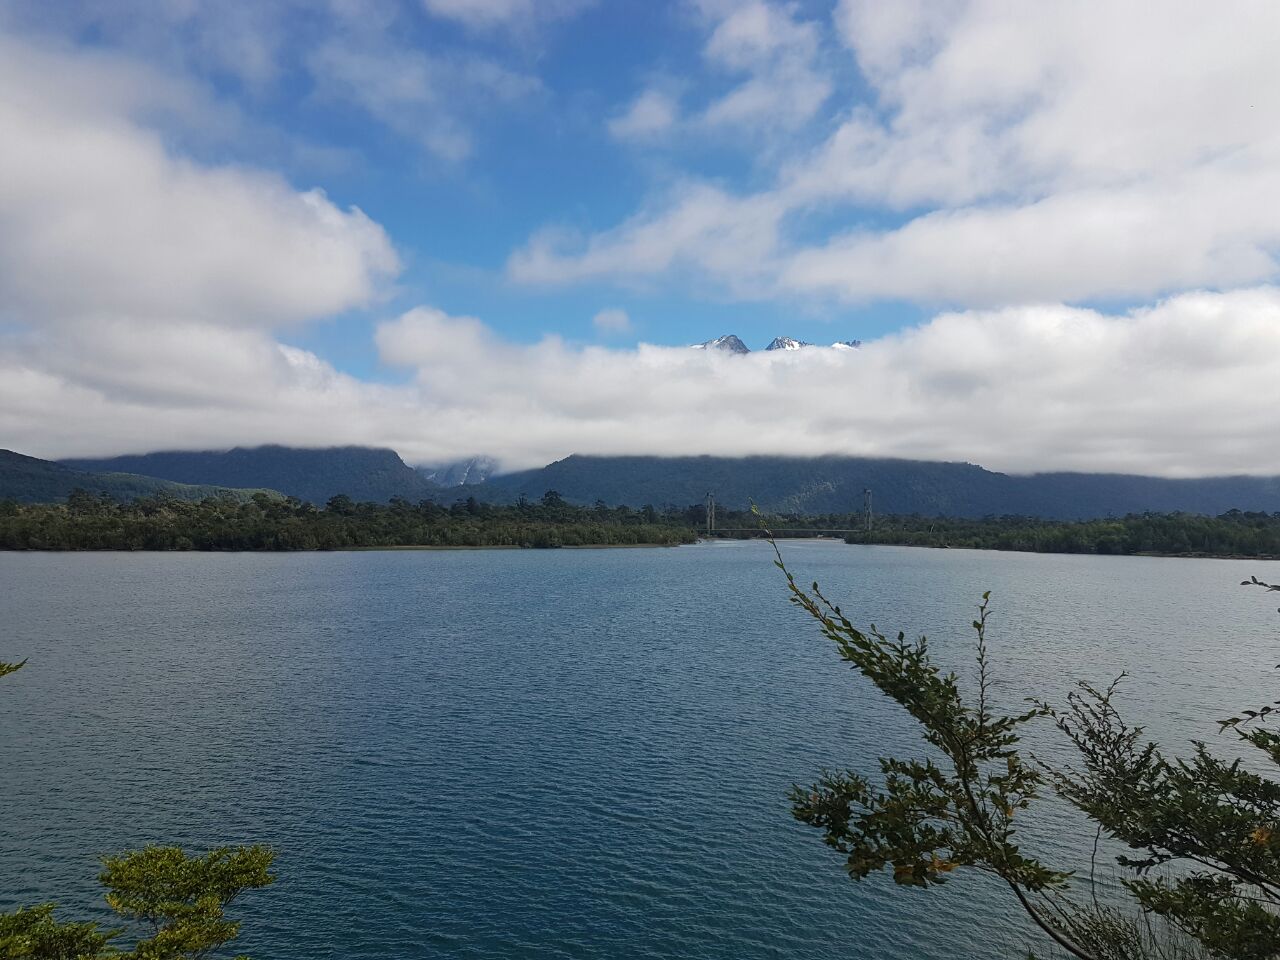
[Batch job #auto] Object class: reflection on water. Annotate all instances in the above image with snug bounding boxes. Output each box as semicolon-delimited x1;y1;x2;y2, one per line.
2;542;1277;959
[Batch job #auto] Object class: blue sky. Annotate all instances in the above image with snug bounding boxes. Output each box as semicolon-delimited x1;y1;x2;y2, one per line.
11;0;905;375
3;1;1280;474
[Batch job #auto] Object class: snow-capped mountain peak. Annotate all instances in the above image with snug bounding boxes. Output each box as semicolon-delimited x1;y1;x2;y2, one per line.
765;336;811;351
690;334;750;354
688;334;860;353
418;455;499;487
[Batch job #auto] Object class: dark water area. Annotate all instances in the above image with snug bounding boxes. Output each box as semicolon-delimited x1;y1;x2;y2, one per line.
3;541;1279;959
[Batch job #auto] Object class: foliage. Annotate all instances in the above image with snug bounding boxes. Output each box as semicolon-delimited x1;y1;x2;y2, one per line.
0;904;112;960
478;453;1280;518
700;507;1280;559
777;538;1280;959
1;662;273;960
0;451;265;506
0;847;273;960
18;446;1280;518
0;660;24;680
0;491;697;551
61;445;436;506
840;510;1280;558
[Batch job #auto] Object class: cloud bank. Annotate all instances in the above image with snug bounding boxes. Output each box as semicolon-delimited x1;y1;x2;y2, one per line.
4;5;1280;482
511;0;1280;307
9;289;1280;478
0;37;398;326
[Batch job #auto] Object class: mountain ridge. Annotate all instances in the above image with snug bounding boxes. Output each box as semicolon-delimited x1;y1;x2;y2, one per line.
480;453;1280;520
0;450;272;504
418;456;499;488
63;445;438;505
693;333;862;352
35;446;1280;519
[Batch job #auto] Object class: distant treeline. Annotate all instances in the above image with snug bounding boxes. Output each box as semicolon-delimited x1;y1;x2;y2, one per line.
703;507;1280;557
6;492;1278;557
0;490;697;551
842;510;1280;556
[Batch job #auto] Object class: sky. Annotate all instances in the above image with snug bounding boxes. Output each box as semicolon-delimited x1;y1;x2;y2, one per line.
2;0;1280;476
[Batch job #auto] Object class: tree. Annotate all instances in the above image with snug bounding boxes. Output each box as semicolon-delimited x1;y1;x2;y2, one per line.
1;662;274;959
776;537;1280;960
0;846;274;960
323;494;355;515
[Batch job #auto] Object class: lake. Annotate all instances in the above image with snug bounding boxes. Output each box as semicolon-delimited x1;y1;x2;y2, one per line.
3;541;1278;959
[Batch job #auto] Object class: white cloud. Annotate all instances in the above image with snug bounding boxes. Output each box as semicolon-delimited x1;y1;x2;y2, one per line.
508;182;786;292
420;0;592;31
0;330;408;461
5;3;1280;487
781;168;1280;305
308;40;540;162
2;0;553;164
592;308;632;334
609;90;679;141
518;0;1280;307
361;289;1280;476
698;0;831;131
0;0;305;89
0;32;401;455
12;290;1280;478
605;2;830;149
0;36;398;327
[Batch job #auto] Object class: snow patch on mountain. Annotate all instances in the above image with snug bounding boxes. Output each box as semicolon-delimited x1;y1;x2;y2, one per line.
419;455;499;487
765;336;810;351
690;334;751;354
690;335;861;353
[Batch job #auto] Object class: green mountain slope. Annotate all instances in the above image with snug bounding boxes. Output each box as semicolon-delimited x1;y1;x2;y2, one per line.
0;450;272;504
483;454;1280;520
64;445;439;505
47;447;1280;519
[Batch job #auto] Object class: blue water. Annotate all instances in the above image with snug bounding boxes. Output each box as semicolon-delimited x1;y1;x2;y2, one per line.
3;541;1278;959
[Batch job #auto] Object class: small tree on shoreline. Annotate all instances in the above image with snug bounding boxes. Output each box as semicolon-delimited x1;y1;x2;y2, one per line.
1;661;275;960
776;535;1280;960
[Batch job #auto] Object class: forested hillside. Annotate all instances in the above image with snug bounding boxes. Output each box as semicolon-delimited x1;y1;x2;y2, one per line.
44;446;1280;518
484;454;1280;518
837;510;1280;556
0;491;695;550
0;450;267;504
65;446;438;504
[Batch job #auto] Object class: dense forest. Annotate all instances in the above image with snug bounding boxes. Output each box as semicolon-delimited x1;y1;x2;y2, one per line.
703;507;1280;557
484;454;1280;518
53;445;1280;518
841;510;1280;556
5;489;1280;557
0;490;697;550
0;449;265;504
63;445;437;505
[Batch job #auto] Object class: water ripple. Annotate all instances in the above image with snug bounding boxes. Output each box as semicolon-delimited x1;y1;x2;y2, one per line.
3;543;1278;959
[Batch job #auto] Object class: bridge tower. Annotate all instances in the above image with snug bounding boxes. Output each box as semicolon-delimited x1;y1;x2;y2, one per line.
863;488;872;532
705;492;716;536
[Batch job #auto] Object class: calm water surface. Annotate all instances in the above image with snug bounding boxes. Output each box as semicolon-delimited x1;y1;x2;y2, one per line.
3;542;1279;959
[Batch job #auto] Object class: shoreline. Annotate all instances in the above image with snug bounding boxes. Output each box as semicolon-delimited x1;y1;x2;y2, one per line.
348;541;687;551
0;541;693;555
837;540;1280;562
703;535;1280;562
3;539;1277;561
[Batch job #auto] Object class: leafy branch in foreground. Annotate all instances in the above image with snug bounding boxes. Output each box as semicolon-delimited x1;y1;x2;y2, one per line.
1;664;274;959
775;536;1280;960
0;846;274;960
